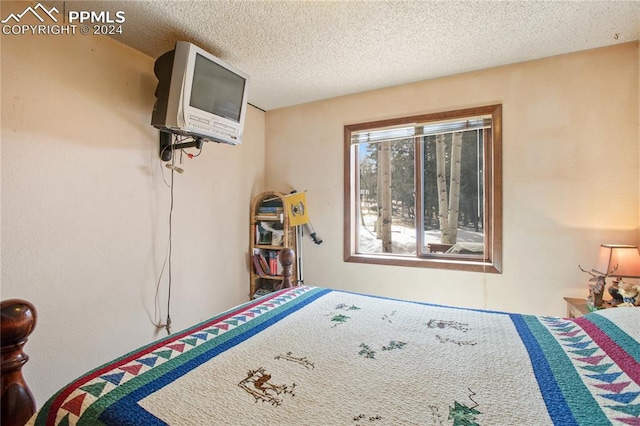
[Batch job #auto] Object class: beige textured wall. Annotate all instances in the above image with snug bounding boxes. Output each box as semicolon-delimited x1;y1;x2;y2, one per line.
265;42;639;316
1;34;265;404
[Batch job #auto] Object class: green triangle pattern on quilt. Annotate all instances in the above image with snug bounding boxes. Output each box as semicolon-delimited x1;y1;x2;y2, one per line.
571;348;599;357
153;350;173;360
57;413;71;426
542;317;640;422
582;363;614;374
607;403;640;417
79;381;107;398
180;338;198;347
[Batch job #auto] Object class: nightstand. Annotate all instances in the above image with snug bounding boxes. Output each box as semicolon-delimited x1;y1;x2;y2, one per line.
563;297;616;318
563;297;589;318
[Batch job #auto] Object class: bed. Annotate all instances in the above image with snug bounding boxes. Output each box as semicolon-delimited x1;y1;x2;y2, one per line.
2;261;639;425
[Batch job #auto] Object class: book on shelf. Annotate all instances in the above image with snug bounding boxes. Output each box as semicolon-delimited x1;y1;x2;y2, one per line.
252;248;284;277
268;251;278;277
253;248;278;276
252;253;267;277
251;249;267;275
257;206;284;214
259;254;270;275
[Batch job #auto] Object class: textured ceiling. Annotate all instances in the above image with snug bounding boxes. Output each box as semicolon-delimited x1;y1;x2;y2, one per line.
57;1;639;111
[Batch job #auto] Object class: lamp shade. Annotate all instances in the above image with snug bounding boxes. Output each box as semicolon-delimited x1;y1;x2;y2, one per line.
592;244;640;278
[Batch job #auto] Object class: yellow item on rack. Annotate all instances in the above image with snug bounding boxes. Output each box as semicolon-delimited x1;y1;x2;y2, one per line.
284;192;309;227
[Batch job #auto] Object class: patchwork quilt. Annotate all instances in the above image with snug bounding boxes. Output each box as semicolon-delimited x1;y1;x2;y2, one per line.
28;286;640;425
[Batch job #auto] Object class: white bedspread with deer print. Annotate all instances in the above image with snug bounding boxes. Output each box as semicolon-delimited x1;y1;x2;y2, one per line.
28;286;640;426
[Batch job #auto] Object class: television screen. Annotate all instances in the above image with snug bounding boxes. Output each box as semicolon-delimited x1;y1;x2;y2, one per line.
190;53;246;123
151;41;250;154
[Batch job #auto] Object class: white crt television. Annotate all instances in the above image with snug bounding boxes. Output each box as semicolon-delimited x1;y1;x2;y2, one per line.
151;41;250;146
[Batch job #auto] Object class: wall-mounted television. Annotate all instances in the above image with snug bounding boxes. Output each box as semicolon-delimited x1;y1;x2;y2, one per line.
151;41;250;154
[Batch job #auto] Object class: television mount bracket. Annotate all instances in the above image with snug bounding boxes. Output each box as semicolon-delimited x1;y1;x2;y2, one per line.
159;131;204;161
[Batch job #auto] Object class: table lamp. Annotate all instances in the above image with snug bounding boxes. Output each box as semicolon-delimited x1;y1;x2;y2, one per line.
592;244;640;306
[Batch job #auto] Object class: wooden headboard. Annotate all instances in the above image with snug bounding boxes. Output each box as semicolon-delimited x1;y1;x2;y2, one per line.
1;299;37;426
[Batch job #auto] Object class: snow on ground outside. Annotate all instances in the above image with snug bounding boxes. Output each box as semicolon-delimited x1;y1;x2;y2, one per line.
358;213;483;254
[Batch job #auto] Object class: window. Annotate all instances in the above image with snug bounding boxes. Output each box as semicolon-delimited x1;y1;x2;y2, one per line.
344;105;502;273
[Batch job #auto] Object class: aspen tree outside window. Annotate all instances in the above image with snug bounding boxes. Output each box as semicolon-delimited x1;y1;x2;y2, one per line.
344;105;502;273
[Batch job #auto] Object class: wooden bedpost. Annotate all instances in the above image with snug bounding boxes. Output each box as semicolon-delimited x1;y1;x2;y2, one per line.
1;299;37;426
278;248;295;289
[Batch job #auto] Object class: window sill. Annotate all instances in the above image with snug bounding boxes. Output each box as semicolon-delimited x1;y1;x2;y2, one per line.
344;253;501;273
